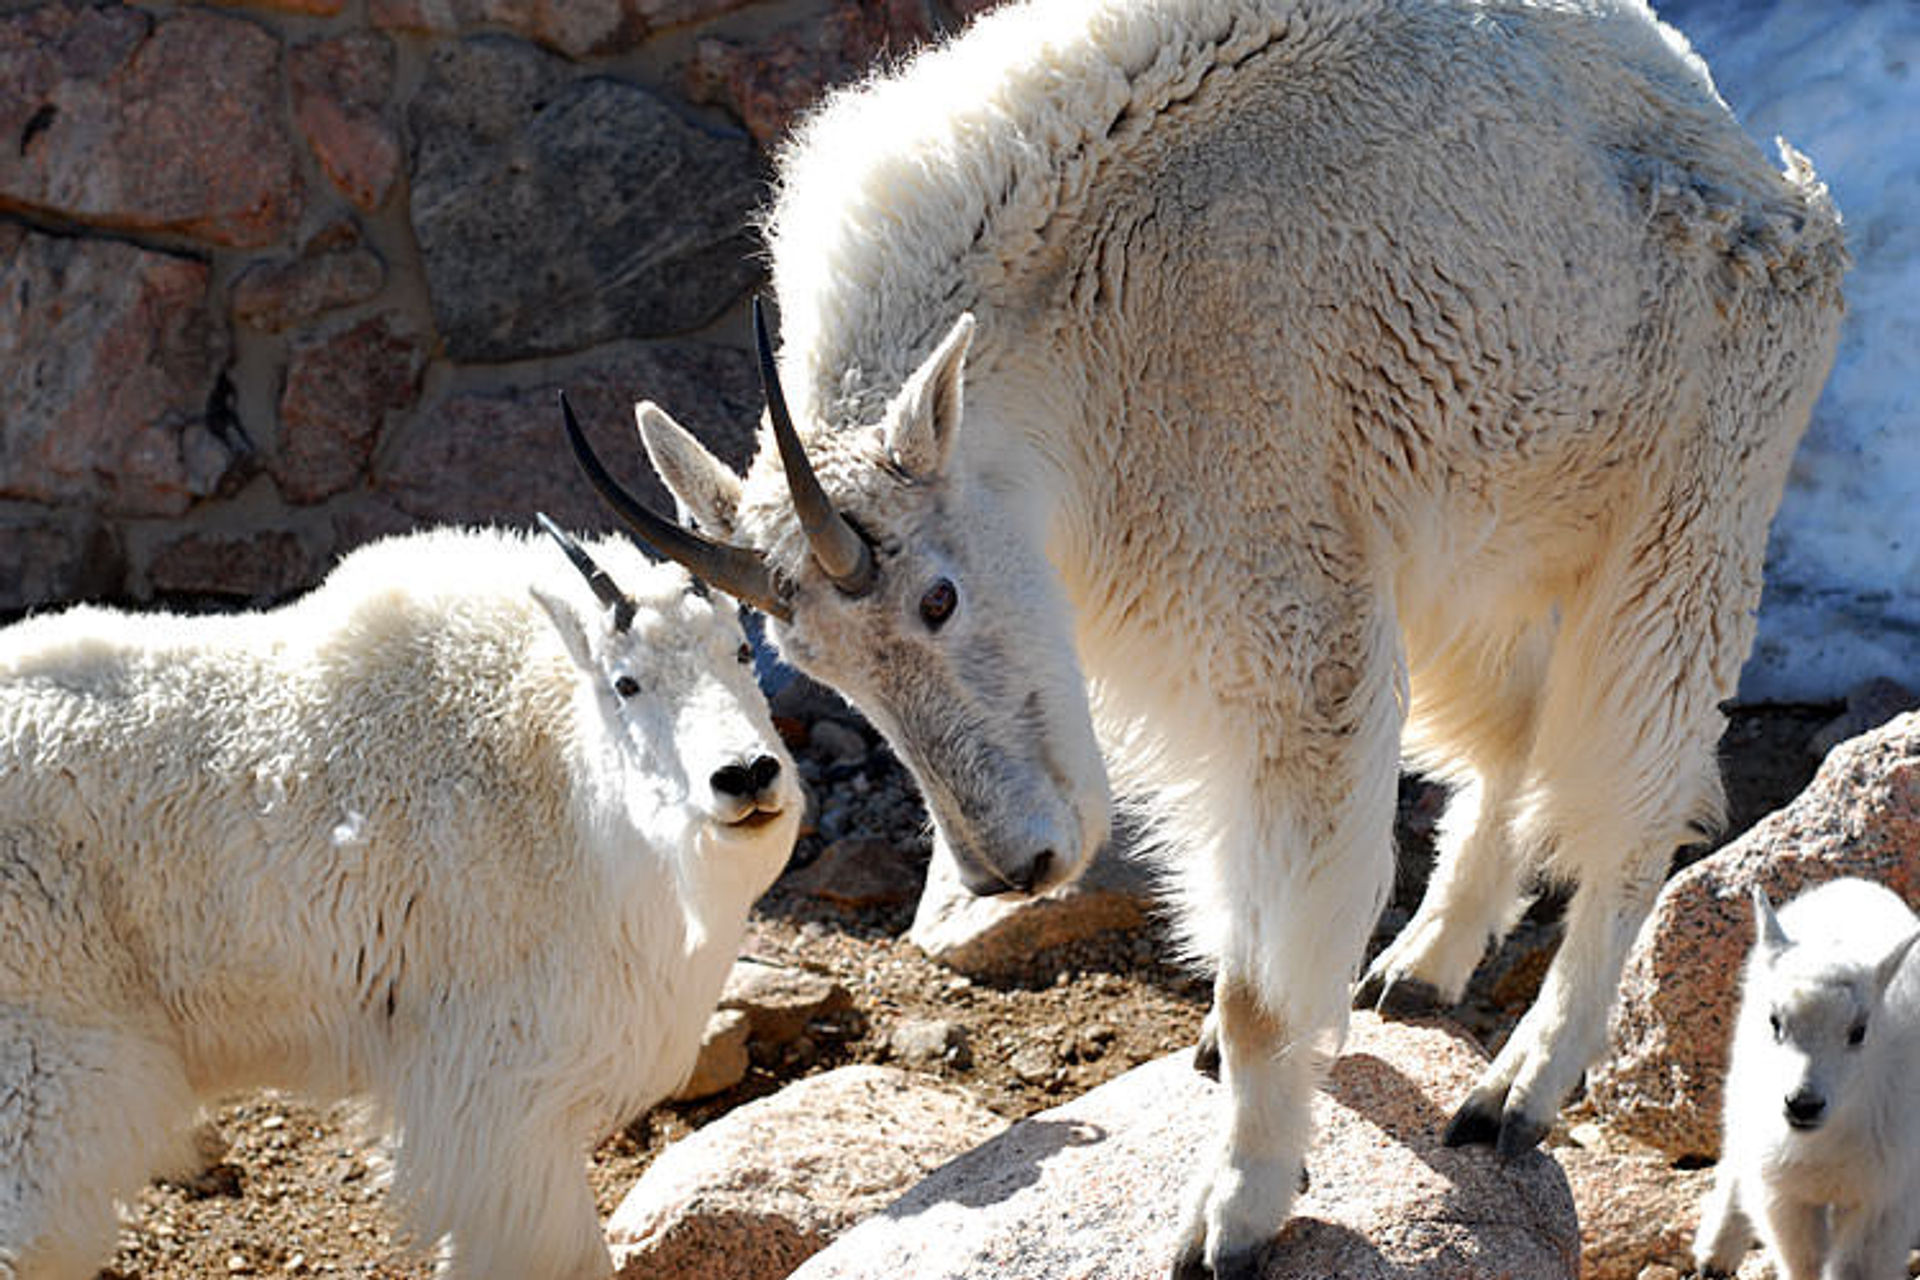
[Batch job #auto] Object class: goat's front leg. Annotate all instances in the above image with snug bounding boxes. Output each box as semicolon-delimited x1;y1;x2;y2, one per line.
1823;1199;1911;1280
1691;1163;1753;1277
1755;1191;1828;1280
1172;974;1324;1280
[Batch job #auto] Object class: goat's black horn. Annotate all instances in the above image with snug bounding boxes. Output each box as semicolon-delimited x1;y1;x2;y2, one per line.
558;392;790;621
535;511;636;631
755;297;874;594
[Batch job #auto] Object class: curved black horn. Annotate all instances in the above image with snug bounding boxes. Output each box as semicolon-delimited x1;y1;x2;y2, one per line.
559;392;790;621
754;297;874;594
535;511;636;632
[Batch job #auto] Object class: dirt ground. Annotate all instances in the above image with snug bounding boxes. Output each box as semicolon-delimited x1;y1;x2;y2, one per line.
98;702;1837;1280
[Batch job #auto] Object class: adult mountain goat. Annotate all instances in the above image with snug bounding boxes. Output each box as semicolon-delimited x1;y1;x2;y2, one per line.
569;0;1848;1273
0;524;800;1279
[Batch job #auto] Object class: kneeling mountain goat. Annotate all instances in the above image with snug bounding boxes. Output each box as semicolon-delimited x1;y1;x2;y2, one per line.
0;523;800;1279
564;0;1848;1273
1695;881;1920;1280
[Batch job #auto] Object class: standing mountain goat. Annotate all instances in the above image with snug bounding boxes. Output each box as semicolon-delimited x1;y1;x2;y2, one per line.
1695;880;1920;1280
0;523;800;1280
563;0;1848;1274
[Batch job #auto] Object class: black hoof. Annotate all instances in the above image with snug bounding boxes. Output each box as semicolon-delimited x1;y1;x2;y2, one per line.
1211;1247;1264;1280
1193;1030;1221;1080
1495;1112;1552;1159
1169;1238;1210;1280
1352;970;1386;1010
1354;970;1445;1018
1443;1094;1505;1148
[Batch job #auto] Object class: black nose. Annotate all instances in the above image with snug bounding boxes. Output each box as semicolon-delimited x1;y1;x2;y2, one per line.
960;848;1055;897
712;754;781;799
1785;1090;1826;1128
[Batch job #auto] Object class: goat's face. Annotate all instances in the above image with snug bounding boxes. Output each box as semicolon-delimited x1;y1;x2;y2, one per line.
584;311;1110;898
1740;888;1920;1137
1744;954;1874;1135
530;533;801;880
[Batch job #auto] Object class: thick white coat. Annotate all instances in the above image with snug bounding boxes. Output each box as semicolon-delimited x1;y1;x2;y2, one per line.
1695;879;1920;1280
0;527;800;1279
636;0;1848;1273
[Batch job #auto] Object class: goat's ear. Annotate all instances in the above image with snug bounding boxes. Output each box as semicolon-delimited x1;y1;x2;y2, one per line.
1752;884;1790;955
530;585;597;673
884;312;975;480
1875;925;1920;997
638;401;744;539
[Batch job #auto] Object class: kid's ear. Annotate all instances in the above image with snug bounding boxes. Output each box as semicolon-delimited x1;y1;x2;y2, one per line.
1751;884;1791;955
1876;926;1920;997
884;312;974;480
529;585;596;673
638;401;744;538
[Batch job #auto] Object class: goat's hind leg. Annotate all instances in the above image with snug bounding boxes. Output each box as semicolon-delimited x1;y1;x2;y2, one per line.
1356;621;1549;1017
1354;768;1531;1016
1446;490;1756;1156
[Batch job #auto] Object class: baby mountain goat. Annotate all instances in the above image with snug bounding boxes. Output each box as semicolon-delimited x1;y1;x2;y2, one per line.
0;523;800;1280
1695;879;1920;1280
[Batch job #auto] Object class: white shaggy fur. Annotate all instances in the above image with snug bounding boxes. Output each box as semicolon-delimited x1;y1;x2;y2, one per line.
0;527;800;1280
1695;880;1920;1280
634;0;1847;1273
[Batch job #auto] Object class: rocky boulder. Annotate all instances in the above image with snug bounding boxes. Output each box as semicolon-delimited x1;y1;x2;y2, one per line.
1589;711;1920;1158
909;841;1157;977
608;1065;1006;1280
788;1014;1580;1280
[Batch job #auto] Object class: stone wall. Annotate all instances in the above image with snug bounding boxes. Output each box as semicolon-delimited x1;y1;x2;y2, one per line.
0;0;988;611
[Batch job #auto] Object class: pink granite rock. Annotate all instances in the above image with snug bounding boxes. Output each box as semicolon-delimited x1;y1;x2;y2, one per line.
370;0;753;57
273;314;430;506
0;6;302;246
372;339;759;529
146;530;321;601
290;33;401;213
1;224;241;517
0;511;123;612
789;1015;1579;1280
908;840;1153;976
1589;712;1920;1158
607;1065;1006;1280
231;246;387;335
686;0;939;148
1553;1137;1712;1280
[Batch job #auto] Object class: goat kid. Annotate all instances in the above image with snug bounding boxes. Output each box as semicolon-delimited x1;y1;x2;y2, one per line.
1695;879;1920;1280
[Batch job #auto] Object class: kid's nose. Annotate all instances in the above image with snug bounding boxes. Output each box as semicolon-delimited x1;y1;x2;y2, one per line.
1784;1089;1826;1129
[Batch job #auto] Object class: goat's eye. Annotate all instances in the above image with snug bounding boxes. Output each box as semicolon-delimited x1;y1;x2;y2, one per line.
614;675;641;698
1769;1012;1783;1041
737;642;753;666
920;578;957;630
1848;1022;1867;1046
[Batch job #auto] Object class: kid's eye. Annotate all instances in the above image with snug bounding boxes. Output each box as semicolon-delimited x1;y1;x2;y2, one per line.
737;642;754;666
1769;1012;1783;1041
614;675;641;698
920;578;957;630
1848;1022;1866;1046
